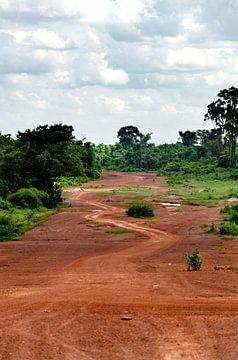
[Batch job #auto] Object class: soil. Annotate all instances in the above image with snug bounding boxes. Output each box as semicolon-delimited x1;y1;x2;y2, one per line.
0;172;237;360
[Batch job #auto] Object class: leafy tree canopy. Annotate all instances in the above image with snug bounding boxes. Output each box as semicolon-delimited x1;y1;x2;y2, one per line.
205;86;238;167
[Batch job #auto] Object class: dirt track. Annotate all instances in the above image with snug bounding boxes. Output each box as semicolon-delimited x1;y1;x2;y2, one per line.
0;172;237;359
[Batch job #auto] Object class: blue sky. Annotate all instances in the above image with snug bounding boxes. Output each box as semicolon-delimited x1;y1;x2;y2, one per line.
0;0;237;144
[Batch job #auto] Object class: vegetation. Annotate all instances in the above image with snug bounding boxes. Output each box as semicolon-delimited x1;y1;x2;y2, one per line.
205;86;238;168
219;202;238;235
0;207;57;241
7;188;50;209
167;173;238;207
1;85;238;241
0;123;101;241
126;203;154;218
106;228;129;234
185;248;202;271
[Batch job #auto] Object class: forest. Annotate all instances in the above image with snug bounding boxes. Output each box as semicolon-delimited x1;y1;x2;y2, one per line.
0;123;100;240
96;86;238;178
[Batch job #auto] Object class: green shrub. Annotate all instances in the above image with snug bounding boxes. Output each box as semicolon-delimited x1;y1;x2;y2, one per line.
56;176;89;187
0;214;18;241
219;222;238;236
126;203;154;218
185;248;202;271
7;187;49;209
0;198;12;210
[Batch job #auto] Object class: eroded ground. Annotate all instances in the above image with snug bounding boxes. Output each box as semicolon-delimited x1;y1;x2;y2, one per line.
0;172;237;359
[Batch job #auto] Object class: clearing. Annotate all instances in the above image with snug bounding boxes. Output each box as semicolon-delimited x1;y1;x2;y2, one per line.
0;172;237;359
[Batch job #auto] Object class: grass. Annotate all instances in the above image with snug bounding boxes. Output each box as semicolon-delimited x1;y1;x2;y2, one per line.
0;207;57;242
167;175;238;207
100;186;156;199
106;228;129;234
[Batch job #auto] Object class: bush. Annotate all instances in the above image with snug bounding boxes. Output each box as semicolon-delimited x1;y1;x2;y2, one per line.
185;248;202;271
219;222;238;236
7;187;50;209
0;214;18;241
126;203;154;218
0;198;12;210
56;176;89;187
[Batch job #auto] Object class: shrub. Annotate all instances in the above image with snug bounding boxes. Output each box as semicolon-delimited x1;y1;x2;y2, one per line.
56;176;89;187
0;214;18;241
219;222;238;236
126;203;154;218
185;248;202;271
0;198;12;210
7;187;50;209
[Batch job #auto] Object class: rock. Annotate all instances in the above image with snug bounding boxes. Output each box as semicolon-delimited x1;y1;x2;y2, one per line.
121;316;133;321
227;198;238;202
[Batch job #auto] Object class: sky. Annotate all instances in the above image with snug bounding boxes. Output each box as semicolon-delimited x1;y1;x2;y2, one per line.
0;0;237;144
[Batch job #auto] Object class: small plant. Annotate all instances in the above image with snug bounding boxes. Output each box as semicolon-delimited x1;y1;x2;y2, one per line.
126;203;154;218
106;228;129;234
185;248;202;271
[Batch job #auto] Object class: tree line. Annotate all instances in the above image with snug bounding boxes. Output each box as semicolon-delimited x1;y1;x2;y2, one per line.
0;124;100;207
96;86;238;175
0;85;237;208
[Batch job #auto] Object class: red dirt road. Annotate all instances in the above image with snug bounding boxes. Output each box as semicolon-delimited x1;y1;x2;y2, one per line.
0;172;237;359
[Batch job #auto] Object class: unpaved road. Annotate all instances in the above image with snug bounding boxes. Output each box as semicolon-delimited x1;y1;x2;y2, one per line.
0;172;237;359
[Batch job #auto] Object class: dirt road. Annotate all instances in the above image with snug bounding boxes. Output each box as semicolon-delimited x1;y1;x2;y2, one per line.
0;172;237;359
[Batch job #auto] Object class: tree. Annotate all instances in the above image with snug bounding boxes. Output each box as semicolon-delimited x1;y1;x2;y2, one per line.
117;125;142;149
196;128;224;157
179;130;198;147
205;86;238;167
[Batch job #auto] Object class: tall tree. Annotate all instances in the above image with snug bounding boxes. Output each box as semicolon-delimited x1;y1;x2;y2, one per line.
204;86;238;167
117;125;142;149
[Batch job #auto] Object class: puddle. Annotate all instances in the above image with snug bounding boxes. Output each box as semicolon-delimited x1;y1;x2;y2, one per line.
159;202;181;207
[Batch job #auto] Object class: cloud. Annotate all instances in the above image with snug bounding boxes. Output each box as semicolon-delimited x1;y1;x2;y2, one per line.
0;0;237;145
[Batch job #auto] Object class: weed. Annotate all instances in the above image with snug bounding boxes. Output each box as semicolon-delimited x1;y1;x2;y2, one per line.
185;248;202;271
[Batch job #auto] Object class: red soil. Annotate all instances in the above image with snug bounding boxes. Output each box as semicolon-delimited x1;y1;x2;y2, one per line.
0;172;237;359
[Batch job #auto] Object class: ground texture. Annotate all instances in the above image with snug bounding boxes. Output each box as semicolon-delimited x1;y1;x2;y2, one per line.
0;172;237;359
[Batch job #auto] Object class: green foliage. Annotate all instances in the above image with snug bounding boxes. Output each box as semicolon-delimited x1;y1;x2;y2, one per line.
56;176;89;187
126;203;154;218
7;188;50;209
167;173;238;207
0;214;18;241
218;202;238;236
205;86;238;167
106;228;129;234
0;208;56;241
0;198;12;210
219;222;238;236
185;248;202;271
179;130;197;147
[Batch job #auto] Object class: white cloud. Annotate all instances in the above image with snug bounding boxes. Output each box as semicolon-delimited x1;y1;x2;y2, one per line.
99;66;128;85
0;0;237;144
97;95;126;113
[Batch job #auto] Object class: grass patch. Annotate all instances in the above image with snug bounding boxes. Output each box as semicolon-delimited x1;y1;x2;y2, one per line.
167;174;238;207
100;186;156;199
0;208;57;242
106;228;129;234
